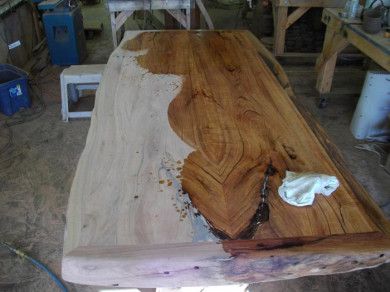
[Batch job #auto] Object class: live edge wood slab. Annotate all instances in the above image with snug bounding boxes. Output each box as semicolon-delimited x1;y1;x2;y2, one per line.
62;30;390;288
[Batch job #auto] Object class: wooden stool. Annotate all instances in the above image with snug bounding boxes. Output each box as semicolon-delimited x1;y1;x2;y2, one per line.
60;64;105;121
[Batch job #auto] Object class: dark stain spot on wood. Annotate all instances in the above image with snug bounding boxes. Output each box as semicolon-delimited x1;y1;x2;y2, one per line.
112;284;119;287
194;266;200;270
282;144;297;160
256;241;305;250
352;260;358;264
159;180;165;184
164;271;170;275
82;224;87;229
379;254;384;257
134;195;139;199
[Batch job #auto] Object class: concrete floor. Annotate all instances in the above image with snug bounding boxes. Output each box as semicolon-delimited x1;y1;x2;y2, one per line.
0;1;389;291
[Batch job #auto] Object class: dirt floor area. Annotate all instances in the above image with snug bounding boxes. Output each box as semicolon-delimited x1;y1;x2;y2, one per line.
0;1;389;291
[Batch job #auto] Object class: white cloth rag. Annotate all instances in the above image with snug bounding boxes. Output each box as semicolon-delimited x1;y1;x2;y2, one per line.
278;171;340;207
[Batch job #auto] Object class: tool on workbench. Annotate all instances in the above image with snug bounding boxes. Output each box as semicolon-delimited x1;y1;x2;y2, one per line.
38;0;87;65
362;0;390;33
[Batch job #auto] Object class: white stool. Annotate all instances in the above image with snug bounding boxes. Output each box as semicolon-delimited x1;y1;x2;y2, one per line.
60;64;105;121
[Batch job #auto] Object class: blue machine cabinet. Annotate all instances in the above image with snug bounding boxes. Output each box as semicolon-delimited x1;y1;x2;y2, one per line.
38;0;87;65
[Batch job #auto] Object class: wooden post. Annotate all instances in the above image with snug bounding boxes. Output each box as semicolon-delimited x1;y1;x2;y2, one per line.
110;12;118;48
273;5;288;56
186;8;191;29
315;27;349;94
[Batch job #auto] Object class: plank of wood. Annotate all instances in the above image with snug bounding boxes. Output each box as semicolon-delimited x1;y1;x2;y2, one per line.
273;6;288;56
62;30;390;287
316;25;349;93
114;10;134;31
346;24;390;71
195;0;214;29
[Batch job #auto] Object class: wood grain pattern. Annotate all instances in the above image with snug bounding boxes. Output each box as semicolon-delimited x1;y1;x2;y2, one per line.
62;30;390;287
63;233;390;287
123;31;378;239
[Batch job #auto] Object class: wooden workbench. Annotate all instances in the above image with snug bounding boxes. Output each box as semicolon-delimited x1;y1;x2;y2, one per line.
271;0;347;56
316;8;390;94
108;0;213;47
62;30;390;288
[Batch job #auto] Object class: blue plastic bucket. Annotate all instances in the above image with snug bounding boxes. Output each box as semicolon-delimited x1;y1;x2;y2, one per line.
0;64;31;116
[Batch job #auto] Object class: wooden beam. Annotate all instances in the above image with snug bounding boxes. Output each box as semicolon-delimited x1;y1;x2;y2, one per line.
273;5;288;56
110;12;118;47
196;0;214;29
315;28;349;93
115;10;134;31
345;25;390;71
286;7;310;29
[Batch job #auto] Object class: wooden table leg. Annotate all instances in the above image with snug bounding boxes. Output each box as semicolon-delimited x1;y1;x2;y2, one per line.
273;5;288;56
110;11;135;47
110;12;118;48
316;27;349;94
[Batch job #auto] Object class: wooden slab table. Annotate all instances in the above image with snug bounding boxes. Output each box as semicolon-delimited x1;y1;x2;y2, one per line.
62;30;390;288
316;8;390;94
